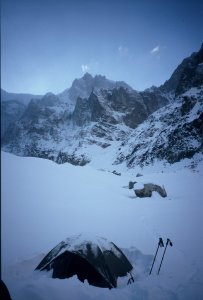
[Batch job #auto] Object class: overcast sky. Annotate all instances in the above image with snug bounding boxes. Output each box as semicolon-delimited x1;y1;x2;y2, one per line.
1;0;203;94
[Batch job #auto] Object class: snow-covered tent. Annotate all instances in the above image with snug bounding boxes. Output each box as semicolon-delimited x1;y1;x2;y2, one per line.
35;234;134;289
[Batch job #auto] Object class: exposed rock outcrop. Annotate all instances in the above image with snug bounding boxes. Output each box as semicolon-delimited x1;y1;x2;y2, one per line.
115;87;203;167
1;100;26;137
134;183;167;198
129;181;137;189
160;44;203;96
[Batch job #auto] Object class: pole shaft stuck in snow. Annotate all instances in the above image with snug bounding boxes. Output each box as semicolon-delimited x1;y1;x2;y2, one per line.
149;238;164;275
157;238;172;275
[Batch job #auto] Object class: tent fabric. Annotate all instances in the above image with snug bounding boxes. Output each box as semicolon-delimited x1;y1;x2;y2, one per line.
35;234;133;288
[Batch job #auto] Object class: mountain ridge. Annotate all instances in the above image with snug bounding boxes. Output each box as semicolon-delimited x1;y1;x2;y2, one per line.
160;43;203;96
1;44;203;169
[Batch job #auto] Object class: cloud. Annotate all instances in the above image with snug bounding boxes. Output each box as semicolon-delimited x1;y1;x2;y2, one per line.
150;45;160;54
81;64;90;73
118;45;129;57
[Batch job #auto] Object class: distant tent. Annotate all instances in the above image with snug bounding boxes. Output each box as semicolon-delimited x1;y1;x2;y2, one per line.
35;234;133;289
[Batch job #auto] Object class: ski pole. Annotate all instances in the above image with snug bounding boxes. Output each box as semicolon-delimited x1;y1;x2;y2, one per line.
149;238;164;275
157;238;173;275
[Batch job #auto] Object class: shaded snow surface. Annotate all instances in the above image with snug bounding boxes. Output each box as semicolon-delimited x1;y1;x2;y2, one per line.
2;151;203;299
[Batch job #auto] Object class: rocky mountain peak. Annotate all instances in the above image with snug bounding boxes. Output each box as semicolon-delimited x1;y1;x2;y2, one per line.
82;72;93;80
1;44;203;168
59;73;132;108
161;44;203;96
41;92;59;106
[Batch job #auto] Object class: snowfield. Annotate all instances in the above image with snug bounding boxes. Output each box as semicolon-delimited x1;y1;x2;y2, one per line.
2;151;203;300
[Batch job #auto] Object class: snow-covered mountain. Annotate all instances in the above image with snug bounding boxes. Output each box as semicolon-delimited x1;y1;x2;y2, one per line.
1;87;169;166
1;89;42;136
1;44;203;169
0;74;133;135
1;88;42;104
58;73;133;111
115;86;203;168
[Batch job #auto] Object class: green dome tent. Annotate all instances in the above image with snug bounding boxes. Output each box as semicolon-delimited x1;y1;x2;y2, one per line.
35;234;134;289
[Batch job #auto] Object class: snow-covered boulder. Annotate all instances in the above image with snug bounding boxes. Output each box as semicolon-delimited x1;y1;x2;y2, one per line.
134;183;167;198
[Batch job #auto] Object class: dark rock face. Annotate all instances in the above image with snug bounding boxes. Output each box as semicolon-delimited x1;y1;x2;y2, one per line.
2;93;71;157
90;122;123;141
72;97;91;126
106;87;168;129
141;91;169;115
89;93;110;123
107;88;141;112
61;72;133;105
72;93;117;126
161;44;203;96
72;87;169;129
69;73;94;102
181;96;197;116
1;100;26;137
20;93;66;125
123;102;148;129
160;112;203;163
56;152;90;166
115;90;203;168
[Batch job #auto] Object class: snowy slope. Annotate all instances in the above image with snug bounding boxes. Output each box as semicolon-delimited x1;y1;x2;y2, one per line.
115;86;203;168
2;151;203;299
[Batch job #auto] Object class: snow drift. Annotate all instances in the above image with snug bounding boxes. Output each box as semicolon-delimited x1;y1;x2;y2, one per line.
2;151;203;299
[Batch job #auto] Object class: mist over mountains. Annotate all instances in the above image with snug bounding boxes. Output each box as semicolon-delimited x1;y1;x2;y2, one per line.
1;44;203;169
